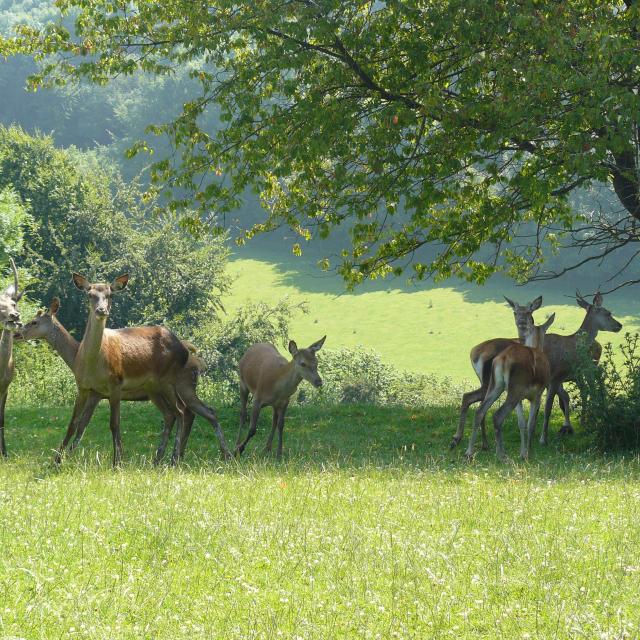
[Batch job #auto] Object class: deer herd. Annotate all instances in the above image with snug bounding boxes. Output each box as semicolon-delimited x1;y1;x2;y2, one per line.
0;259;625;466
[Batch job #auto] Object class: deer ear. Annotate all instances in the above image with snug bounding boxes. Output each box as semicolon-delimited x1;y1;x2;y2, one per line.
3;284;15;298
72;273;90;291
503;296;517;310
528;296;542;312
112;273;129;292
576;296;590;310
288;340;298;355
36;309;43;317
593;292;603;307
49;297;60;315
542;313;555;331
309;335;326;352
14;291;23;301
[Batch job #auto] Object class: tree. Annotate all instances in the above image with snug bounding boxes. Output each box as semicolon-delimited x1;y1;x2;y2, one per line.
4;1;640;290
0;186;31;265
0;126;230;333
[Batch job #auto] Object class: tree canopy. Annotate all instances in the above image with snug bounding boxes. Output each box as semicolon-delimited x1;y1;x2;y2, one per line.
4;1;640;289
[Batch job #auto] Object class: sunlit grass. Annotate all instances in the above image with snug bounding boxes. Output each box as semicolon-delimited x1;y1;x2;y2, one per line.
1;402;639;639
226;258;640;382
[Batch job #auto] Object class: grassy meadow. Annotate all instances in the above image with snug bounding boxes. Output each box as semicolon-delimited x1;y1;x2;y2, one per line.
2;257;640;639
227;257;640;381
1;402;640;639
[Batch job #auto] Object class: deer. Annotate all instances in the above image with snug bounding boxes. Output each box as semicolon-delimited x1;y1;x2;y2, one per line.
451;296;544;450
0;258;23;457
466;313;556;461
539;292;622;446
55;273;231;467
235;336;326;458
16;297;205;463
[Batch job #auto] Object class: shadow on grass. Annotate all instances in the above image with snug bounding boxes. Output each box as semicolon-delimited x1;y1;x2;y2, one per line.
5;401;640;480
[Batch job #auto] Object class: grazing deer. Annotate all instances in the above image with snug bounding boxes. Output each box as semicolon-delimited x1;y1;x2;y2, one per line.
539;292;622;445
0;258;23;457
55;273;230;467
17;297;204;463
466;314;556;461
451;296;543;450
236;336;326;458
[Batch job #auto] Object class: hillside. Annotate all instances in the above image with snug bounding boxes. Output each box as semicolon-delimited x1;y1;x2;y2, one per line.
226;256;640;383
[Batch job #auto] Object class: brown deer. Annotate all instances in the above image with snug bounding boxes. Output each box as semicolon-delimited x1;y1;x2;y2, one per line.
466;314;556;461
451;296;543;450
235;336;326;458
539;292;622;445
17;297;204;463
55;273;230;467
0;258;23;457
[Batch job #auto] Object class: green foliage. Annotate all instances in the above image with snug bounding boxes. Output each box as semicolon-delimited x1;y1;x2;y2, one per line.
0;185;31;263
5;1;640;286
573;333;640;452
301;347;464;407
0;125;229;334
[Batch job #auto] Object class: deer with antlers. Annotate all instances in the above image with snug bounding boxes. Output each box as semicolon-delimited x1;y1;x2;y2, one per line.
235;336;326;458
0;258;23;457
54;273;231;467
466;313;556;461
539;292;622;445
17;297;206;463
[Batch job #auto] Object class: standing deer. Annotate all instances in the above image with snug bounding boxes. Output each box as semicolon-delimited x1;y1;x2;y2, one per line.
539;292;622;445
56;273;230;467
0;258;23;457
466;314;556;461
17;297;204;463
451;296;543;450
236;336;326;458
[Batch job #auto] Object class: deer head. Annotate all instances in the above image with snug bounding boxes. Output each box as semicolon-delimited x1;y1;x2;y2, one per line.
73;273;129;320
522;313;555;350
288;336;326;388
576;291;623;333
19;297;60;341
503;295;542;338
0;258;23;331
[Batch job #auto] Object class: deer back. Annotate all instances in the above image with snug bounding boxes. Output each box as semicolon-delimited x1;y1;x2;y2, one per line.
239;343;292;399
495;343;551;398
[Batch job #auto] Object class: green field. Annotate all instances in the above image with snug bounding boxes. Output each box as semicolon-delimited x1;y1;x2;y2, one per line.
227;257;640;382
1;403;639;639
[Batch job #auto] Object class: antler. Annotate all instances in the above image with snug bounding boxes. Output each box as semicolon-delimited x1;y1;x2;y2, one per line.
9;257;18;300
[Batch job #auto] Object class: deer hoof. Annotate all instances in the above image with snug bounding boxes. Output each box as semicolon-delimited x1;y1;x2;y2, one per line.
559;425;574;436
450;436;461;449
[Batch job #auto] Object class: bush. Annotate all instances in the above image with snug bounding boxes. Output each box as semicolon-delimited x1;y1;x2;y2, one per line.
573;333;640;452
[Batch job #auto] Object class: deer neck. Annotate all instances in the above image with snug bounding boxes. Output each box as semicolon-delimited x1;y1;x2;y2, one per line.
574;311;599;343
48;319;79;369
276;360;303;398
524;329;544;350
0;329;13;368
80;312;107;359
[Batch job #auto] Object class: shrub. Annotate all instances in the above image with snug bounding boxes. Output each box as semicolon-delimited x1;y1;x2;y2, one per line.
572;333;640;452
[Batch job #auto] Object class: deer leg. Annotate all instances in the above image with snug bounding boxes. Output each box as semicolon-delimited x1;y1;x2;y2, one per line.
525;394;543;460
0;391;7;458
493;393;519;462
557;385;573;435
451;386;485;449
540;382;558;445
69;393;101;451
178;410;196;459
237;383;250;449
276;403;288;460
516;402;526;459
264;407;278;454
177;384;231;459
236;399;261;456
466;383;503;460
109;389;123;468
150;394;175;465
55;390;92;464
